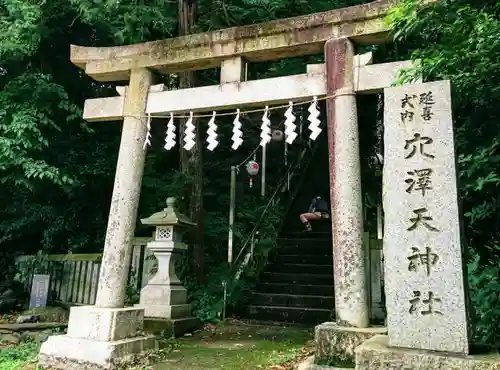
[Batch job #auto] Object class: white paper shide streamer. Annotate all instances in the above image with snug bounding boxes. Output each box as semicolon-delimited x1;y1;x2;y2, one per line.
284;101;297;144
307;96;322;140
231;109;243;150
206;111;218;151
142;113;152;150
260;106;271;147
183;111;196;151
164;112;176;150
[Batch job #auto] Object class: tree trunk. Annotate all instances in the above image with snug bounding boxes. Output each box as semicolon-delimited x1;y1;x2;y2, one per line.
178;0;205;282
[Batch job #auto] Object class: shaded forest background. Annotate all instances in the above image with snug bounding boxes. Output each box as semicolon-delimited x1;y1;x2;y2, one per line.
0;0;499;345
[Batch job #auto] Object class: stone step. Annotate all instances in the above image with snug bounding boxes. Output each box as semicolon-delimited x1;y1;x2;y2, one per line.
261;272;333;285
274;253;332;265
256;283;333;296
286;231;331;239
278;238;331;247
266;263;333;275
251;292;334;309
276;243;332;256
246;305;332;324
296;356;353;370
143;317;200;338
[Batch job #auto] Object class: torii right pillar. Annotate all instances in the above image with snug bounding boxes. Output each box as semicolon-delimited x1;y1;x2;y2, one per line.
326;37;368;328
315;37;387;364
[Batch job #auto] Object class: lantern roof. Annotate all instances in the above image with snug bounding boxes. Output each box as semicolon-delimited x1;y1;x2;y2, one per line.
141;197;196;227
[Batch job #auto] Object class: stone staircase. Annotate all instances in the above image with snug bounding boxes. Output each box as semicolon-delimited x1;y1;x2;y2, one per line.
246;230;334;324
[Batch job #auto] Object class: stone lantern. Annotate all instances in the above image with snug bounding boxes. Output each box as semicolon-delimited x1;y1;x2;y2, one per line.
135;197;198;336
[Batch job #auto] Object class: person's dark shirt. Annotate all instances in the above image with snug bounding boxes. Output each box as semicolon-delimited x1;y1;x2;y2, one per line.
308;197;329;213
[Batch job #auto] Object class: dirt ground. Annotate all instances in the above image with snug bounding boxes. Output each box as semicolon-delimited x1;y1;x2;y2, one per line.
0;315;314;370
152;321;314;370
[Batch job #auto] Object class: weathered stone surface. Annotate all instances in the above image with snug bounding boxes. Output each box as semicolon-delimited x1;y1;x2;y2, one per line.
16;314;40;324
315;322;386;364
144;317;200;338
136;199;195;322
94;67;153;309
38;306;155;369
70;0;403;81
0;322;67;332
383;80;469;353
38;334;157;370
83;59;416;121
21;306;70;323
135;242;189;318
0;333;20;344
355;336;500;370
325;37;368;328
66;306;144;342
297;355;351;370
140;304;191;319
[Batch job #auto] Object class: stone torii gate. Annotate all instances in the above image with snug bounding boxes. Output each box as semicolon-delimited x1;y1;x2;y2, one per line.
39;1;419;368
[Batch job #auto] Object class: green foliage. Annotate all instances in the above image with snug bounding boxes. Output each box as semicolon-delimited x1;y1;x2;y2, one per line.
0;73;79;189
0;342;39;370
0;0;41;60
468;252;500;346
14;251;50;287
70;0;178;44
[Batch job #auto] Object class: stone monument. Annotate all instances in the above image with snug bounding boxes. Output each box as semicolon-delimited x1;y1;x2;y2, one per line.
29;274;50;309
135;197;199;337
355;80;500;369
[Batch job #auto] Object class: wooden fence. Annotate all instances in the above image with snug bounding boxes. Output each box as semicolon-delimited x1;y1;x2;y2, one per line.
16;237;154;306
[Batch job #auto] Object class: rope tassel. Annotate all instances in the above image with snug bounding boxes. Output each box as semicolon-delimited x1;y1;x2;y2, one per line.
260;105;271;147
164;112;176;150
231;109;243;150
206;111;218;151
183;111;196;151
284;101;297;144
307;96;322;140
142;113;152;150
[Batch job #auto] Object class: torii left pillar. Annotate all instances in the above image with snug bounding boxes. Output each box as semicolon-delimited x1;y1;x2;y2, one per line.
38;68;157;369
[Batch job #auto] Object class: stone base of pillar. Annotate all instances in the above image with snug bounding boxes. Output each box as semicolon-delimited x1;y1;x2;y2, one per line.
144;317;200;338
38;306;156;370
355;335;500;370
296;355;344;370
315;322;387;366
135;303;191;319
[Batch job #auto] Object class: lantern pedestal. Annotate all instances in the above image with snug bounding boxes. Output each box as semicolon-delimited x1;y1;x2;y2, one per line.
135;198;200;337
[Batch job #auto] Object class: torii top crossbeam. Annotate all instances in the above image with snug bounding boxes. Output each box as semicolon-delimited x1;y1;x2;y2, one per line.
70;0;396;81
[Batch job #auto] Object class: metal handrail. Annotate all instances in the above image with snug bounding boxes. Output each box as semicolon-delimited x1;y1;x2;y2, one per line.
233;159;297;266
221;143;314;319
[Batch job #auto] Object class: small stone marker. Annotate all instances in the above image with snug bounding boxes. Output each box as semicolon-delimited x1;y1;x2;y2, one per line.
29;274;50;309
383;80;470;354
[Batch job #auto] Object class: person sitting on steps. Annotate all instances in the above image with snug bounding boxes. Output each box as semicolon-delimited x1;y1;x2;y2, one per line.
300;195;330;232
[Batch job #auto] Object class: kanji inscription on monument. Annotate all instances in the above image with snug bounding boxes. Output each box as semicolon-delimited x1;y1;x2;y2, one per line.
29;274;50;309
383;80;470;354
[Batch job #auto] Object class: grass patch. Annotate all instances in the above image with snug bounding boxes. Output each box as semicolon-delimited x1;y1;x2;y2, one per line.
0;321;313;370
150;322;313;370
0;342;39;370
